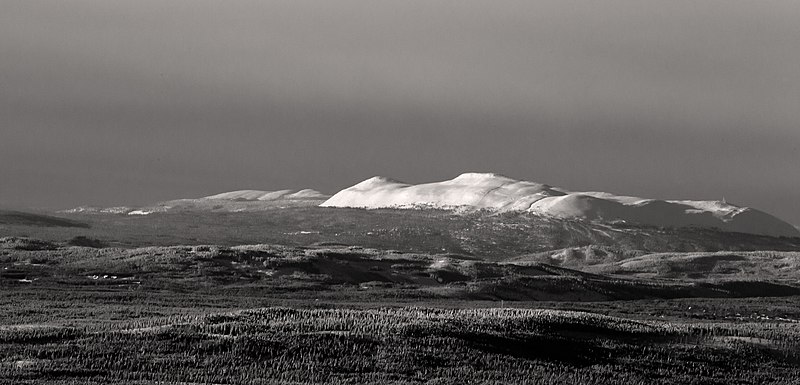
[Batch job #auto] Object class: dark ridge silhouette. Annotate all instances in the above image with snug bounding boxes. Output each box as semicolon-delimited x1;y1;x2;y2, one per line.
0;210;89;228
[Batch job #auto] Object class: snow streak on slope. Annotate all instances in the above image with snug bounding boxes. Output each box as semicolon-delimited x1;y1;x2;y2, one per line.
321;173;799;237
203;189;328;201
62;189;330;215
134;189;331;213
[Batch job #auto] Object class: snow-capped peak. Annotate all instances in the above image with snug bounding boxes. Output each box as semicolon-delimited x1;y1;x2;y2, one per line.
321;173;799;237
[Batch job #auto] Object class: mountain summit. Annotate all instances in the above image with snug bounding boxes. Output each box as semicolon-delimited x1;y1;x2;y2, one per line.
321;173;799;237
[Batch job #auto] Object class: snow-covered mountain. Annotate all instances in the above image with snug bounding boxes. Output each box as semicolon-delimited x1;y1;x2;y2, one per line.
321;173;799;237
203;189;328;201
62;189;329;215
57;174;797;238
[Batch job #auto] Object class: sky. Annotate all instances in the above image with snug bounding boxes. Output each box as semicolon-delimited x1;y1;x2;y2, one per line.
1;1;799;224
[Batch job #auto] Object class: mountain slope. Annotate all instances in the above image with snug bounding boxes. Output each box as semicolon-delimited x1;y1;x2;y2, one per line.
322;173;799;238
203;189;328;201
582;250;800;281
62;189;329;215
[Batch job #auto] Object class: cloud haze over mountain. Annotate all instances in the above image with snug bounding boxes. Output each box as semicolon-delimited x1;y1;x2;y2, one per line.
1;1;799;224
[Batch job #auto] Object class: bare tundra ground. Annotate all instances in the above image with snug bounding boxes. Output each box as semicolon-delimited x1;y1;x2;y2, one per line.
1;211;800;383
0;240;799;383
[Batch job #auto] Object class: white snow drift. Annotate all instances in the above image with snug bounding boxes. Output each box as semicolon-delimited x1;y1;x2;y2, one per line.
321;173;799;237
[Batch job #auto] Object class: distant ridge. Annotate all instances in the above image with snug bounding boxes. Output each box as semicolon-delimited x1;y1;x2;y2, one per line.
0;210;89;228
203;189;328;201
322;173;800;238
130;189;330;214
62;189;329;215
54;174;798;238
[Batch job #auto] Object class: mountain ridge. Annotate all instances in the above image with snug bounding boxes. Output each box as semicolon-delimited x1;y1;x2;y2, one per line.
322;173;799;238
55;173;798;238
61;189;329;215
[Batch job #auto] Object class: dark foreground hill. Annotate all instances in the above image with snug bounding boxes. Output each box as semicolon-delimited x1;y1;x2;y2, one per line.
0;210;88;228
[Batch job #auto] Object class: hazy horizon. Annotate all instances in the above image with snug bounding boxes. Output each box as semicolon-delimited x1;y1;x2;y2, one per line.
2;1;799;224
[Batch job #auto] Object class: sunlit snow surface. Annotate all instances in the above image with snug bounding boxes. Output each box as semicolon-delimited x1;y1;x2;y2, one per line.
322;173;799;237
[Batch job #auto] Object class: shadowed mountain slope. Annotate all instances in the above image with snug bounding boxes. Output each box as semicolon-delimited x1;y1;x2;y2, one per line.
0;210;88;228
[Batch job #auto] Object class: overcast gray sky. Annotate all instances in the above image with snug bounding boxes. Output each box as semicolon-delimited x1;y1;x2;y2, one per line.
1;1;799;224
